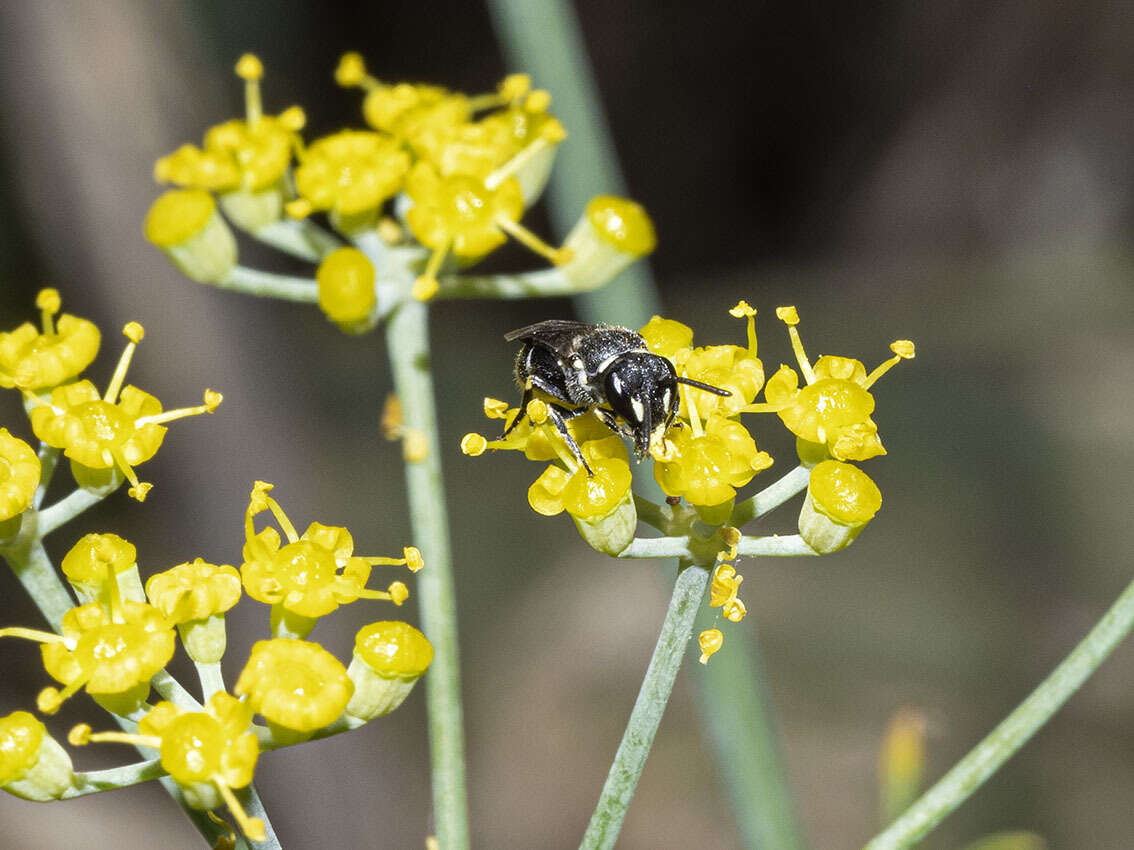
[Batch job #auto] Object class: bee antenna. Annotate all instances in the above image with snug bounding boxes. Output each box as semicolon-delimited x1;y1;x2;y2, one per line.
675;376;732;397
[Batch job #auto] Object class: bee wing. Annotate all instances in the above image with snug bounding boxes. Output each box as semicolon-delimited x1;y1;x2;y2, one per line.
504;319;594;343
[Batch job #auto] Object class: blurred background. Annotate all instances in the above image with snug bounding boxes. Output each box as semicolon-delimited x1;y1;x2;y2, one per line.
2;1;1134;848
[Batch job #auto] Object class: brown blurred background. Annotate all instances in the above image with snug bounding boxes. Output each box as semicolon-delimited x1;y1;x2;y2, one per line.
2;1;1134;848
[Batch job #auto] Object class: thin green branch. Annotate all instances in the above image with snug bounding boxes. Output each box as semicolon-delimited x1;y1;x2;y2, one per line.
1;539;75;631
729;465;811;528
195;661;226;702
37;488;106;537
579;561;709;849
219;266;318;302
434;267;578;300
618;533;817;561
737;535;818;557
32;444;60;509
618;535;694;561
250;218;342;262
378;285;470;850
631;494;668;533
863;573;1134;850
64;759;167;797
151;669;202;711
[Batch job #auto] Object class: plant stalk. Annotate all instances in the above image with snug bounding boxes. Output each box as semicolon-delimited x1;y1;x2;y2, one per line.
863;573;1134;850
579;560;709;850
383;296;470;850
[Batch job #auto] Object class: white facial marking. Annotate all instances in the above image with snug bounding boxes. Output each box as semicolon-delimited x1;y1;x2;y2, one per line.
610;373;622;394
661;388;672;411
631;399;645;423
573;358;585;370
596;354;621;373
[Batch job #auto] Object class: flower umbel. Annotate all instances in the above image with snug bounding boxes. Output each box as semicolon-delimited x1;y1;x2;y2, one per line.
29;322;222;501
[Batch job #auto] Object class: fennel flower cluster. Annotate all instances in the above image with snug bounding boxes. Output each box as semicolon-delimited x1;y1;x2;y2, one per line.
145;53;656;334
463;302;914;659
0;294;431;844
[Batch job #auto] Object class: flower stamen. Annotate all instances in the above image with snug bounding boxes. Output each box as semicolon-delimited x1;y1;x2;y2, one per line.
775;306;815;384
103;323;144;404
494;216;572;265
863;340;917;389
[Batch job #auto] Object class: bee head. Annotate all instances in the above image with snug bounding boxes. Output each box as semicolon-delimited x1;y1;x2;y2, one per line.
602;353;680;460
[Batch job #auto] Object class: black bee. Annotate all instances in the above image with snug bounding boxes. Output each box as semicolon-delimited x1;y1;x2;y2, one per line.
503;320;732;474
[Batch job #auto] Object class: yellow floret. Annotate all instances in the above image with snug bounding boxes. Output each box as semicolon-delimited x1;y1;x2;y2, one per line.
0;430;40;523
235;638;353;735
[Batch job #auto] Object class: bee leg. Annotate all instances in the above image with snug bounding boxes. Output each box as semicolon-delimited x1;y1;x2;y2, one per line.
501;384;534;439
594;408;626;437
545;403;593;476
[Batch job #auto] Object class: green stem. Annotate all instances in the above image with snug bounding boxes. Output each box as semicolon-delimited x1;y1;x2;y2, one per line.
65;759;167;797
694;608;807;850
488;0;661;327
38;488;106;537
729;465;810;528
251;218;342;261
618;533;818;561
32;444;60;509
194;660;226;701
863;573;1134;850
435;268;576;299
383;296;470;850
736;535;818;557
579;561;709;850
1;538;75;631
219;266;318;302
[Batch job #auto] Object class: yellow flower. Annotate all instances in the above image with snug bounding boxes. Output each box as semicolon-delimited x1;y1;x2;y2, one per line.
144;189;238;282
316;247;376;328
29;323;222;501
640;315;694;359
71;693;263;841
654;413;772;509
464;402;637;553
0;711;73;801
0;289;100;392
745;307;914;462
0;429;40;524
677;302;765;419
288;130;410;233
146;558;241;624
60;532;143;607
335;53;471;144
405;161;568;300
527;435;632;521
146;558;242;663
798;459;882;554
154;54;304;196
235;638;353;739
346;621;433;721
558;196;657;291
241;481;417;638
37;600;176;716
